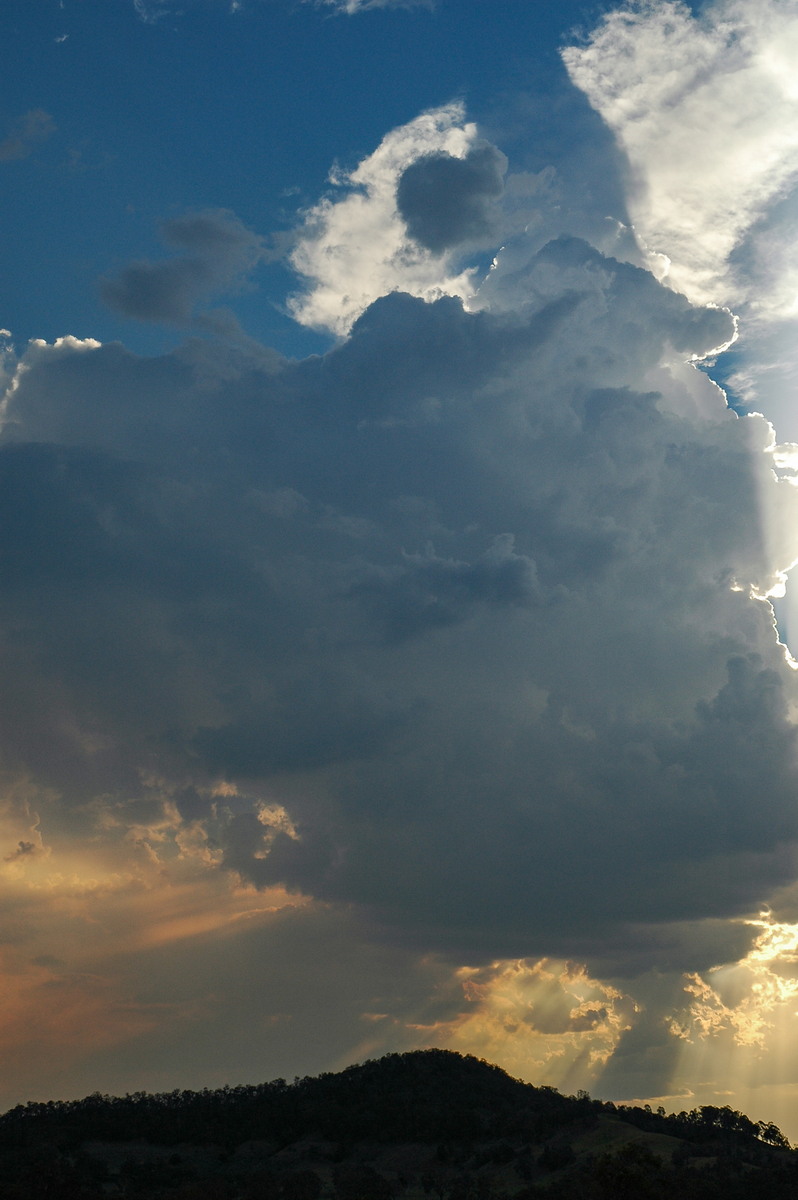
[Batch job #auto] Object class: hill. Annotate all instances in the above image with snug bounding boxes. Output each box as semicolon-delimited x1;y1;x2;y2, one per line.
0;1049;795;1198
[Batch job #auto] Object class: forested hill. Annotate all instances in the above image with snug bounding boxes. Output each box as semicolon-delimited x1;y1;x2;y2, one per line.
0;1048;796;1198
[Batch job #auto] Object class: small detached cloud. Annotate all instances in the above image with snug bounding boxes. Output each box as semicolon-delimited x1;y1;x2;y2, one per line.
133;0;427;16
4;840;37;862
100;208;266;328
396;142;507;253
312;0;432;11
0;110;55;163
132;0;181;20
132;0;166;19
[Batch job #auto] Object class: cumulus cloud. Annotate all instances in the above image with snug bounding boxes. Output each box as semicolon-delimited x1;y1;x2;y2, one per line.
288;104;499;334
560;0;798;745
562;0;798;314
423;960;638;1090
8;16;798;1113
100;208;266;328
4;227;797;983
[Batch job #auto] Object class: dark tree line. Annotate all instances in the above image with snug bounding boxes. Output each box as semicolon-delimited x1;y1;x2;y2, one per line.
0;1051;793;1199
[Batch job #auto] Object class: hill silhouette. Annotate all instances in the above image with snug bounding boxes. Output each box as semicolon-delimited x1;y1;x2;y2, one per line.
0;1049;795;1198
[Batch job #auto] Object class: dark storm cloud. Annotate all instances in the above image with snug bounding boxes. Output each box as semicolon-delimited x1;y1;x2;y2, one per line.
237;654;798;958
350;534;548;642
2;233;797;978
396;143;507;252
100;209;266;325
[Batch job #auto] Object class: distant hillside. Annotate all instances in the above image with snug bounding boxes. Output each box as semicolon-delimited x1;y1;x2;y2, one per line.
0;1049;795;1198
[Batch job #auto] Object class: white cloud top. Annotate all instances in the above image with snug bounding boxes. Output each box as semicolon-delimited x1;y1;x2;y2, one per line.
563;0;798;313
288;104;485;335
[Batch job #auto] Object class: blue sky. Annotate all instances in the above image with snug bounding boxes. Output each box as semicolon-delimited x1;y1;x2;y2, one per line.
7;0;798;1143
3;0;607;355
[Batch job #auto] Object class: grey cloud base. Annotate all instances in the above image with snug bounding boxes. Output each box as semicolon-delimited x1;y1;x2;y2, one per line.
2;235;797;975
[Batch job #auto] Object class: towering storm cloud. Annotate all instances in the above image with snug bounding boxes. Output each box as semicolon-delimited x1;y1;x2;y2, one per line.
5;0;798;1137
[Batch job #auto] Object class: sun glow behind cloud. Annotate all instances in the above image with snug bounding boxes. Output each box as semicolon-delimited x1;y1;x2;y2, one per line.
634;913;798;1131
564;0;798;1087
0;782;313;1104
413;959;639;1096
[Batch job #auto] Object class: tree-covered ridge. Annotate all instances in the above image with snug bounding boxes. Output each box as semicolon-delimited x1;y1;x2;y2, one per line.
0;1051;567;1148
0;1050;795;1198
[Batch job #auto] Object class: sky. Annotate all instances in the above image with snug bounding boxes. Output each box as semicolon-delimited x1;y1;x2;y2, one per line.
6;0;798;1142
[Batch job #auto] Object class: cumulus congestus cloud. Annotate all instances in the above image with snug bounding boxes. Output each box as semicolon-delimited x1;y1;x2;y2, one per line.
7;0;798;1119
562;0;798;323
3;231;796;973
